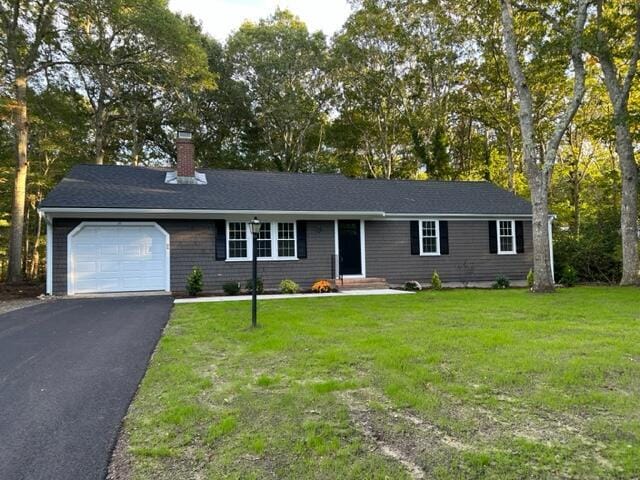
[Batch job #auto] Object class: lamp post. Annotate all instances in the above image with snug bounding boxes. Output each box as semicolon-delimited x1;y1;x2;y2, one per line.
249;217;261;328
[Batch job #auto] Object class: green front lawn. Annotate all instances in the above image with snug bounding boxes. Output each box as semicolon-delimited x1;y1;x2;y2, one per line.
120;287;640;479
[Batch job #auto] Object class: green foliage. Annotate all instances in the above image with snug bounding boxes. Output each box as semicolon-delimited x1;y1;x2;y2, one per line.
559;266;578;287
245;277;264;294
553;209;623;284
527;269;534;289
222;281;241;296
279;279;300;294
492;275;510;289
431;271;442;290
186;267;203;296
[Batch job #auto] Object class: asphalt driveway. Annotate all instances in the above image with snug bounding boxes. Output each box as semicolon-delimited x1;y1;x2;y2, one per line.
0;295;173;480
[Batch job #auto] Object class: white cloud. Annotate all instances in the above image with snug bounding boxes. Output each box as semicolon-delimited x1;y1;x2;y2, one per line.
168;0;352;42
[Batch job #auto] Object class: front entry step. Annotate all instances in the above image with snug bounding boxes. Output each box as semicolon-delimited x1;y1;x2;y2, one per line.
337;277;389;291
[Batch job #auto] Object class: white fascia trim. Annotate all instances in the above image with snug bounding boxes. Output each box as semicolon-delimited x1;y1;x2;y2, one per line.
66;221;171;296
385;213;533;220
39;207;533;220
39;207;386;216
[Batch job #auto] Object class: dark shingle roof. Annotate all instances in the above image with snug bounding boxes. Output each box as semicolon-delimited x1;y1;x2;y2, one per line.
40;164;532;215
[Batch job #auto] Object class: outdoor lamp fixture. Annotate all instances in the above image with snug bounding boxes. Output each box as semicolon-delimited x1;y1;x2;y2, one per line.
249;217;261;328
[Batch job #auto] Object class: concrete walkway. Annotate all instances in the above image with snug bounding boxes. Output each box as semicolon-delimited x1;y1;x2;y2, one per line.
175;288;413;304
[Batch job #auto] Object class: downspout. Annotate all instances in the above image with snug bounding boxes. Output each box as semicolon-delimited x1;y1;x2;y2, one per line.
548;215;556;284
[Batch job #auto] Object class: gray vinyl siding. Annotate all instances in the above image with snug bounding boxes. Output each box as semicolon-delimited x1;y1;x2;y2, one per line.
52;219;334;294
165;220;334;293
51;217;533;295
365;220;533;285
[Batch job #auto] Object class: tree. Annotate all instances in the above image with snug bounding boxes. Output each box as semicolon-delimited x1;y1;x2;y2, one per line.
587;0;640;285
0;0;61;283
226;9;329;172
66;0;213;165
499;0;589;292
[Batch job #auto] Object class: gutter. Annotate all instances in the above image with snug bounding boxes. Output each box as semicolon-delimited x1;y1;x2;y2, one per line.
38;207;533;219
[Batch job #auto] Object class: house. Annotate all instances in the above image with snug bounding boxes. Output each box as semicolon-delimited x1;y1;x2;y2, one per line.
39;132;545;296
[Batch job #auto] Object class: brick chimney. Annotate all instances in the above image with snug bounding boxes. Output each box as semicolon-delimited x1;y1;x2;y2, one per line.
176;130;195;177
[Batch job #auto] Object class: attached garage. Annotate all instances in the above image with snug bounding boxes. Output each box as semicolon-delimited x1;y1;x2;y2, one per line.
67;222;170;295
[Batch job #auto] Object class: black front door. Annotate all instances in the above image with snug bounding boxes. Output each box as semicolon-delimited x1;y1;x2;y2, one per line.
338;220;362;276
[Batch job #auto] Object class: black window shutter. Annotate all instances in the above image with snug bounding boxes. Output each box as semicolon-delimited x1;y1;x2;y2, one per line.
410;221;420;255
296;221;307;259
439;221;449;255
488;221;498;254
515;221;525;253
214;220;226;261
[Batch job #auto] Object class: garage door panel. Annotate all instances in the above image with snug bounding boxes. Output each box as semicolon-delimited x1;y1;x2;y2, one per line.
70;224;168;294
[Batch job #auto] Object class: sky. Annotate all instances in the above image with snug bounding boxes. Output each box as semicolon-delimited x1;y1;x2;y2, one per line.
168;0;353;42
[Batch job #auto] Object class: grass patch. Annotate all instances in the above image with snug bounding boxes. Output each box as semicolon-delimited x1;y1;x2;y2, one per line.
122;287;640;479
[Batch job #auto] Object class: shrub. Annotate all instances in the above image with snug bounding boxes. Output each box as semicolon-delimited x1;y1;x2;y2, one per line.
311;279;332;293
404;280;422;291
492;275;510;289
245;277;264;294
186;266;203;297
559;265;577;287
279;279;300;294
526;269;534;289
431;271;442;290
223;281;241;296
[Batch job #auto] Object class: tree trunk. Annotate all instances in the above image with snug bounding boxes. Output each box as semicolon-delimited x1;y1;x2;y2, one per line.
95;99;106;165
505;129;515;192
615;117;639;285
30;210;43;279
7;74;29;284
529;171;555;292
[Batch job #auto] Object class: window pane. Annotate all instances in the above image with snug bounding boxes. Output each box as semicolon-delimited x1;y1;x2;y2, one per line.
278;222;296;257
228;222;247;258
500;236;513;252
423;236;437;253
257;222;272;257
421;221;438;253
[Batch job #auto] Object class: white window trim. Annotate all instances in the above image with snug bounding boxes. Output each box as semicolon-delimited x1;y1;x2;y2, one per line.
225;220;298;262
497;219;517;255
419;219;441;256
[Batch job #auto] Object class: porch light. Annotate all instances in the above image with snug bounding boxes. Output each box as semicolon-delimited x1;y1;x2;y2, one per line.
249;216;261;328
249;216;262;235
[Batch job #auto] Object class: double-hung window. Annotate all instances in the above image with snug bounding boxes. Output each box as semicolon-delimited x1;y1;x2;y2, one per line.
420;220;440;255
277;222;296;258
228;222;248;259
497;220;516;254
226;221;297;260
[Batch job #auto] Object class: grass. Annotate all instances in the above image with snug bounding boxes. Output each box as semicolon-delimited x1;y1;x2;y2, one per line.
120;287;640;479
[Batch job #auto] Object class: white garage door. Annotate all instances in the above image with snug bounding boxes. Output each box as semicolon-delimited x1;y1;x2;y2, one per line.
68;223;169;295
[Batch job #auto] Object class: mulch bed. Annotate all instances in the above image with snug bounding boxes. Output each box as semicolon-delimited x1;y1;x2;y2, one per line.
0;282;45;300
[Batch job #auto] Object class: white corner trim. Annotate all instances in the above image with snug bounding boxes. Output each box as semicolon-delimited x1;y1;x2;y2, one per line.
66;221;170;296
548;216;555;283
46;216;53;295
360;219;367;278
334;220;339;278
